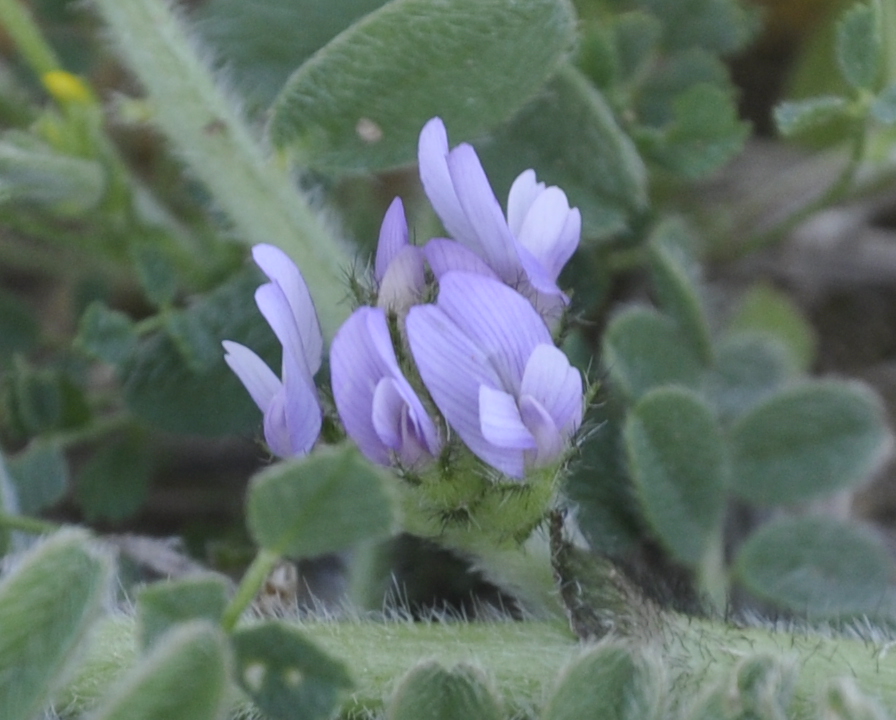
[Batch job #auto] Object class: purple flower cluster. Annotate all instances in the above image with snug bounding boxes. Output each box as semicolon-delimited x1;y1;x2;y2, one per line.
225;118;583;479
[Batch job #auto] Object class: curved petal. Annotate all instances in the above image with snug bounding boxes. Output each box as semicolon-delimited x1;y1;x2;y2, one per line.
255;283;304;370
378;245;426;312
332;307;438;466
281;349;322;456
520;344;583;434
372;376;406;450
371;375;441;464
262;390;293;458
515;242;565;296
479;385;535;450
222;340;279;412
515;187;579;281
252;244;323;374
375;197;409;284
423;238;498;280
407;303;523;476
519;395;564;468
436;273;551;393
506;169;543;236
330;308;393;465
418;118;478;247
446;144;519;282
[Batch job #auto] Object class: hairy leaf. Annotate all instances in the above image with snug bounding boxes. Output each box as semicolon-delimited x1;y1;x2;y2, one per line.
269;0;577;172
247;444;394;558
625;387;727;566
735;517;892;619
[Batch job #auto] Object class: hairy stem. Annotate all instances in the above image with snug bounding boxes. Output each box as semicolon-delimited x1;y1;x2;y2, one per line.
0;0;60;76
90;0;352;339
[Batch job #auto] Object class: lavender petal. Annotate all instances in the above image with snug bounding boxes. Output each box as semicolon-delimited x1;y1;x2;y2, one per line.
222;340;279;412
378;245;426;312
262;390;293;458
435;273;551;392
281;352;323;456
332;307;439;466
506;169;544;236
408;303;522;475
446;144;519;281
515;187;579;281
519;394;564;468
375;197;409;284
520;344;583;435
331;308;393;464
252;244;322;373
423;238;499;281
479;385;535;450
418;118;478;247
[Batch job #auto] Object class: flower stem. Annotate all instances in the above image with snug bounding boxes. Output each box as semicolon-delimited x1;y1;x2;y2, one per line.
220;548;280;632
90;0;353;340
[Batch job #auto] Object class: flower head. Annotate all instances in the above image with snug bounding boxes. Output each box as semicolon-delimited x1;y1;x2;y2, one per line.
223;244;323;457
331;306;441;467
406;271;583;478
418;117;581;323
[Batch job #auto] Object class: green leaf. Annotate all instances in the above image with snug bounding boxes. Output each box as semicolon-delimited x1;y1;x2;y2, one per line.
247;444;394;558
726;283;816;372
195;0;388;110
137;575;230;651
8;362;62;436
0;530;111;720
76;302;138;367
0;132;105;214
388;660;501;720
542;643;664;720
131;242;179;308
636;48;730;128
564;400;644;556
837;2;882;91
122;268;278;436
76;431;152;522
638;0;759;55
233;621;353;720
729;380;891;505
3;359;91;438
871;83;896;124
7;441;68;515
706;333;796;421
477;65;647;241
734;516;892;619
85;621;230;720
647;220;713;363
602;306;703;399
774;96;852;137
611;12;663;86
268;0;577;172
639;83;749;179
624;387;727;566
0;289;39;360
